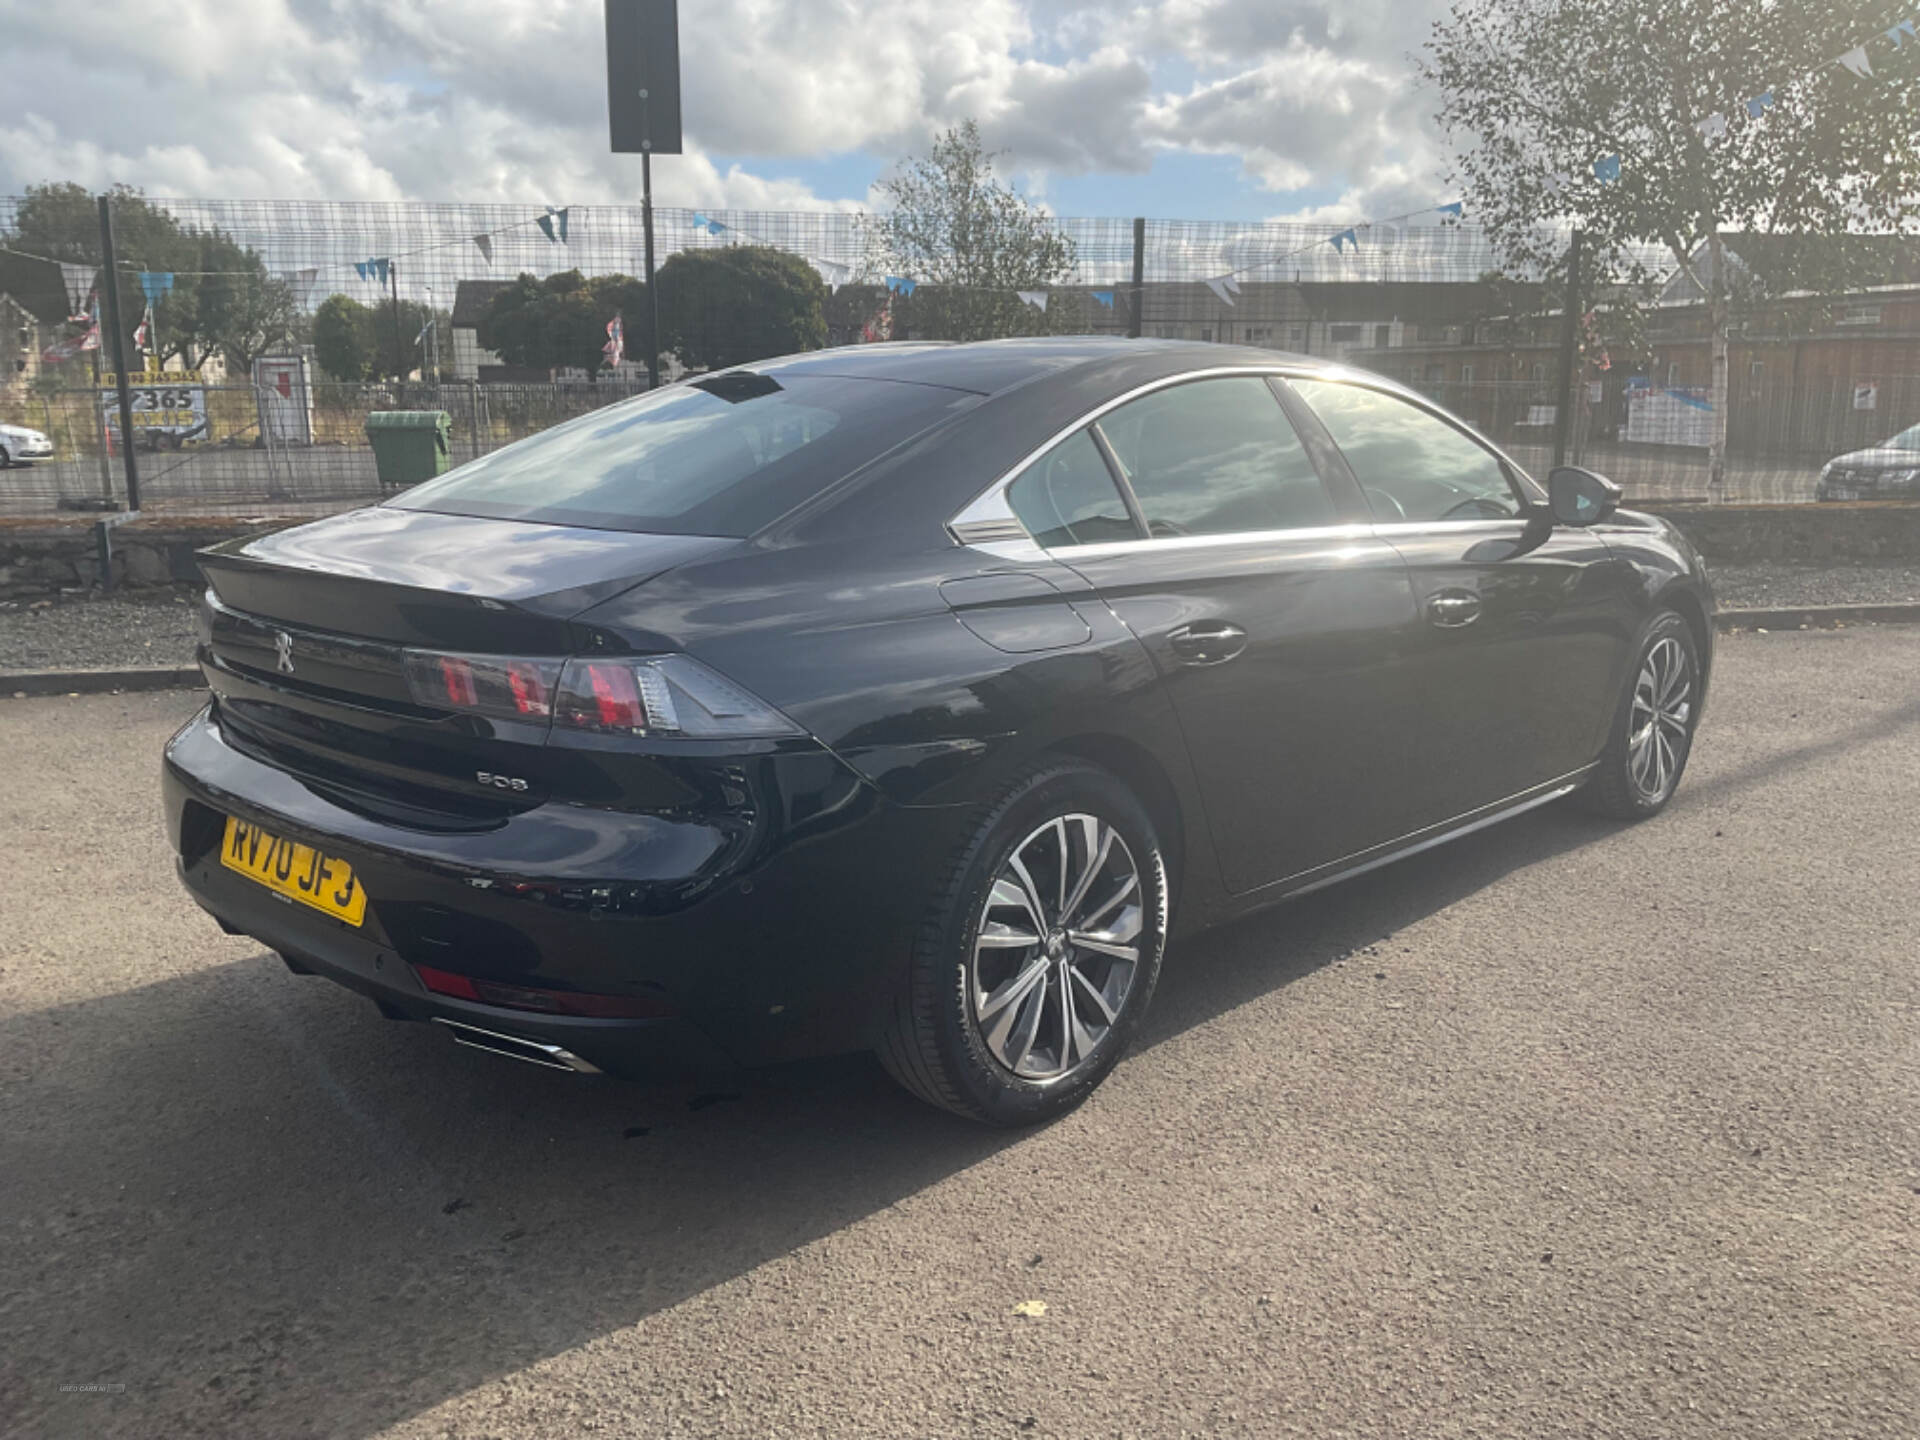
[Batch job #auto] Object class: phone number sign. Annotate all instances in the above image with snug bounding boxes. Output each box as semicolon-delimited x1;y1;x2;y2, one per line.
101;380;210;441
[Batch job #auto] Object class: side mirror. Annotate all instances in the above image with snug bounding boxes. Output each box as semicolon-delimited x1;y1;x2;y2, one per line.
1547;466;1622;527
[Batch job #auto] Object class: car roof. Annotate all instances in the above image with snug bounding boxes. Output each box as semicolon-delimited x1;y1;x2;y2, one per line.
749;335;1327;396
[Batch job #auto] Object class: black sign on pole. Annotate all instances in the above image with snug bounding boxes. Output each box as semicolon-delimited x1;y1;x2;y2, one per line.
606;0;682;155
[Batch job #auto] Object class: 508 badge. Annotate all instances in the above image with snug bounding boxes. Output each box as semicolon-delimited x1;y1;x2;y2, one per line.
476;772;529;791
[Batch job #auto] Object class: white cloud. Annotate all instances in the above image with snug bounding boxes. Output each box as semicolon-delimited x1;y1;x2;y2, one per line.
0;0;1453;219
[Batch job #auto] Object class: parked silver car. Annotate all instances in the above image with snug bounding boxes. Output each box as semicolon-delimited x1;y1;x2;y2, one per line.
1817;424;1920;500
0;421;55;468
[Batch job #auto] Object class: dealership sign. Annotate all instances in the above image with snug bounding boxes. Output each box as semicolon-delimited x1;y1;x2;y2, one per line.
101;365;210;443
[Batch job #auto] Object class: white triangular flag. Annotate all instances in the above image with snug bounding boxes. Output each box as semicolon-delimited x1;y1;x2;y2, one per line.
1204;276;1238;306
57;262;97;315
1836;46;1873;78
1695;112;1729;140
807;256;851;291
1017;290;1049;312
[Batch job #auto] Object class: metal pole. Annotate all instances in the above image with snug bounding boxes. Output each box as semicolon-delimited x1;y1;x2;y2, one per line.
1551;229;1584;472
1128;218;1145;340
387;259;405;385
96;194;141;512
641;87;661;390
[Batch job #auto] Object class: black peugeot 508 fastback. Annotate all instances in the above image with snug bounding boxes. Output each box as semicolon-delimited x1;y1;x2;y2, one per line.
165;338;1714;1125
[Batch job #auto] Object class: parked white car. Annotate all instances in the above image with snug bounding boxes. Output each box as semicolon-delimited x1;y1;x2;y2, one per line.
0;422;55;467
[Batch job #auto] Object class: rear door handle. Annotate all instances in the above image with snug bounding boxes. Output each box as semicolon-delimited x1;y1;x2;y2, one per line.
1426;590;1482;629
1167;622;1248;666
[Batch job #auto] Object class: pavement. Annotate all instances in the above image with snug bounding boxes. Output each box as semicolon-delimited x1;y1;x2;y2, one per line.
1;628;1917;1439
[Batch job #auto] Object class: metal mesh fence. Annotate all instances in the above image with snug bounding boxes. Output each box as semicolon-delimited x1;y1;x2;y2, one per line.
3;194;1916;516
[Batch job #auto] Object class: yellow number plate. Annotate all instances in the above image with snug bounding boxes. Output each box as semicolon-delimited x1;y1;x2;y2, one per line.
220;816;367;926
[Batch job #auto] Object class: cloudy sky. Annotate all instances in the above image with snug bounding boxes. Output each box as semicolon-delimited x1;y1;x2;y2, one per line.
0;0;1456;221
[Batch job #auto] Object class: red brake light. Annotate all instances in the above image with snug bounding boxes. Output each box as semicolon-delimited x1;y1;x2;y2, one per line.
585;663;645;730
441;657;478;708
506;662;550;718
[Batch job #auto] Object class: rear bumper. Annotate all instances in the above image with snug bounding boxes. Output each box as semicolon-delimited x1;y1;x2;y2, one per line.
164;702;968;1071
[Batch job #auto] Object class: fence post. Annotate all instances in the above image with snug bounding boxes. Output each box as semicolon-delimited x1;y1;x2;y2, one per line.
467;380;483;460
1551;229;1584;473
1128;218;1146;340
96;194;141;512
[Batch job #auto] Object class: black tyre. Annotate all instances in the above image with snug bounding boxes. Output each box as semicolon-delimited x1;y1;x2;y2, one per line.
0;447;11;469
1579;609;1701;820
878;761;1169;1126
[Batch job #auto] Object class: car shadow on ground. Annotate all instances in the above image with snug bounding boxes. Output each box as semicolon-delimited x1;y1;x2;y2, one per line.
0;799;1676;1438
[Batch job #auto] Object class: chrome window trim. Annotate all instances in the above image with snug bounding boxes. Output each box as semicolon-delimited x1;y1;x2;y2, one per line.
946;363;1544;554
1052;521;1378;561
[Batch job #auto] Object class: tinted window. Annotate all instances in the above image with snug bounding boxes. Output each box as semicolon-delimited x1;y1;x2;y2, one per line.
1094;378;1335;537
1293;380;1521;523
1006;431;1139;548
393;374;976;535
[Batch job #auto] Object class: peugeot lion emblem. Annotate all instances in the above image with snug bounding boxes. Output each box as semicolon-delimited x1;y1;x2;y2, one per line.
275;631;296;675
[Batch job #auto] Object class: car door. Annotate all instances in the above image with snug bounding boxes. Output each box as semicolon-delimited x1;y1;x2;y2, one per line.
1287;377;1635;828
1003;374;1424;896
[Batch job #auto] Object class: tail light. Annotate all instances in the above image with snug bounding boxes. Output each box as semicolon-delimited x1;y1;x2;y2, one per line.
404;650;801;739
401;652;563;724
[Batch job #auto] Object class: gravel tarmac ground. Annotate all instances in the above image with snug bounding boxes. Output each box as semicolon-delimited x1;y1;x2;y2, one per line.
1;629;1917;1439
1;562;1918;674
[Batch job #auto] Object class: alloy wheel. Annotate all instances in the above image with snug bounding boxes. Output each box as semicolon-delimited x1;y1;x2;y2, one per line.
1629;635;1692;801
969;813;1144;1083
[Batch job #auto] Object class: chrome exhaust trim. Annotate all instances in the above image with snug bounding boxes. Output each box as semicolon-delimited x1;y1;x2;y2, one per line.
432;1017;602;1074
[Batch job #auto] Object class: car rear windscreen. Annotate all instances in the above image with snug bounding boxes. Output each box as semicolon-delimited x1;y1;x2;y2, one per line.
390;373;980;535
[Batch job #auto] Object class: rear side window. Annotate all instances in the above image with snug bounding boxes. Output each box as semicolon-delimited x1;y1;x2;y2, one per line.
1006;430;1140;548
1291;379;1521;522
393;373;977;536
1094;377;1336;537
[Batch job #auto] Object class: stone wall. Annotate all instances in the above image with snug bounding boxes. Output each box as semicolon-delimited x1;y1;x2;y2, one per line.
0;521;255;602
1641;502;1920;562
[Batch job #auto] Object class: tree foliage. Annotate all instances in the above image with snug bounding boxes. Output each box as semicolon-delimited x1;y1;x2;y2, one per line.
9;182;301;373
477;270;648;376
1422;0;1920;481
311;293;446;382
657;245;828;369
868;120;1077;341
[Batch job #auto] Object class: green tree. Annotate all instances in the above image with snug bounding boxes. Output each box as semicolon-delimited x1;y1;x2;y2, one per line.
477;270;648;376
869;120;1077;341
312;294;377;381
657;245;827;369
1423;0;1920;486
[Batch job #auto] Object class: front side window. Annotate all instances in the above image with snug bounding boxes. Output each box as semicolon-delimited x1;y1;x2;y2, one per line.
1291;379;1522;523
1093;377;1336;538
1006;430;1139;549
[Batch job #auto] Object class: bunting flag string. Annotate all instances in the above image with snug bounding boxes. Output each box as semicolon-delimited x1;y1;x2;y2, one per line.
1837;46;1874;78
473;234;494;265
1017;290;1049;312
1329;228;1360;254
1744;89;1776;120
535;206;570;244
1889;18;1916;48
1695;113;1729;140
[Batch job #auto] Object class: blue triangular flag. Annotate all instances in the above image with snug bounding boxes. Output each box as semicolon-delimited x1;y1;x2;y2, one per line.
708;221;727;235
691;212;709;228
1745;90;1775;120
138;272;174;305
375;258;389;285
536;213;556;243
1330;228;1359;254
1593;154;1622;183
1435;201;1464;218
1091;290;1115;308
886;275;919;295
355;261;370;282
1888;19;1916;48
548;206;569;242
